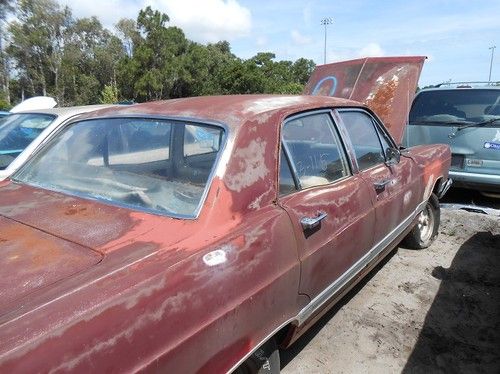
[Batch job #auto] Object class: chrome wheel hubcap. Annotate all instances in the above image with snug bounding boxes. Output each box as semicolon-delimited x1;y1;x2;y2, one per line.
418;204;434;242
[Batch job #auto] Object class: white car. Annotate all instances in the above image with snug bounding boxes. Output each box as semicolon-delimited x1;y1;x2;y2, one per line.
0;105;117;181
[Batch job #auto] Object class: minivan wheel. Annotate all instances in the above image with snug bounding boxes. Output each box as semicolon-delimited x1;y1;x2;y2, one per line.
233;339;280;374
403;193;440;249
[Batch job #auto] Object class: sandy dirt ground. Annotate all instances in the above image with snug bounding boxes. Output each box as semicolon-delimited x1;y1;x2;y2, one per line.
281;209;500;374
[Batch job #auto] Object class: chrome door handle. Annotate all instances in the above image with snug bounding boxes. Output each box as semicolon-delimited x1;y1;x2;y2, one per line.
374;179;391;191
300;212;328;230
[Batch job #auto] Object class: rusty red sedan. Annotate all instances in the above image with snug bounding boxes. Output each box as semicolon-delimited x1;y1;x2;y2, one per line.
0;94;450;373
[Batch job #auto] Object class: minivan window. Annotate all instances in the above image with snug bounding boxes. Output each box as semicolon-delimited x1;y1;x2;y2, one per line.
409;89;500;124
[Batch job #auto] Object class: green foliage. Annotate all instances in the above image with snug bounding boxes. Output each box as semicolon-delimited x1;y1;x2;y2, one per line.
100;84;118;103
0;90;10;110
4;3;316;105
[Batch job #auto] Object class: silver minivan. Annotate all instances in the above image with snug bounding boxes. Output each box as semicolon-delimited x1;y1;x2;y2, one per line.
404;84;500;195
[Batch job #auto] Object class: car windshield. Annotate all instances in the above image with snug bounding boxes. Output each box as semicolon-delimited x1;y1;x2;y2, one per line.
0;113;56;169
14;117;224;218
409;89;500;125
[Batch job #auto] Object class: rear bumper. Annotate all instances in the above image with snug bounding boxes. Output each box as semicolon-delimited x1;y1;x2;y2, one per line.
449;170;500;193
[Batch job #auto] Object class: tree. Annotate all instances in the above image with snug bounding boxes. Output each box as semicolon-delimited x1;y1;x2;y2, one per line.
115;18;141;57
100;84;118;103
7;0;73;100
0;0;14;105
117;6;190;101
61;16;125;104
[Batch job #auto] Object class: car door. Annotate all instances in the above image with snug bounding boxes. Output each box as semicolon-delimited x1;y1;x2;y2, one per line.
337;109;422;245
278;110;376;300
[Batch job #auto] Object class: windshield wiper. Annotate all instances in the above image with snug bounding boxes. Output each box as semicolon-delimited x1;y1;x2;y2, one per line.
411;120;470;125
456;117;500;131
448;118;500;138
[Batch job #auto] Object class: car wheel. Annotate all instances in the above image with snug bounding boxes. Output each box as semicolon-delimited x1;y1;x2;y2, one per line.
403;193;440;249
233;339;280;374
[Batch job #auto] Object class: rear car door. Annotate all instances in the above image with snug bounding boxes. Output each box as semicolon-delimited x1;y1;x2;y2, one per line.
337;109;422;245
278;110;376;300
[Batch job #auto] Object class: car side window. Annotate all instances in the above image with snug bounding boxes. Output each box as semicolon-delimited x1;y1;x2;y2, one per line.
281;112;350;190
183;125;221;157
339;111;386;170
279;148;297;195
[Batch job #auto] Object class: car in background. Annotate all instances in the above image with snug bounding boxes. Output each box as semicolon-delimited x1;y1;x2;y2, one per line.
0;105;118;180
0;95;451;373
403;84;500;195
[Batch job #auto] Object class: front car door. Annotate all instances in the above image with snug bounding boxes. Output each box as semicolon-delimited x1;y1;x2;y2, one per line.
278;110;376;304
337;109;422;245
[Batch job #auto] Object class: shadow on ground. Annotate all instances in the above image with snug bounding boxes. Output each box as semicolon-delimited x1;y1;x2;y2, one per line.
402;231;500;374
441;187;500;210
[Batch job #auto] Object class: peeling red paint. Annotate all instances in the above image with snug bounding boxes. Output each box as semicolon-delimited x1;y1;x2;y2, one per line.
0;94;449;373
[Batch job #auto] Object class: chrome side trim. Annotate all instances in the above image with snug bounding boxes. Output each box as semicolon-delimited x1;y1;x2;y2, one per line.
296;199;427;325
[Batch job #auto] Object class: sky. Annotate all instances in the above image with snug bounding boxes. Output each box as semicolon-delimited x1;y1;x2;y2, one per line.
57;0;500;87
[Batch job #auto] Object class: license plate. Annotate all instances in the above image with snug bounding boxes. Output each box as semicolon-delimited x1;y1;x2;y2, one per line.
466;159;483;167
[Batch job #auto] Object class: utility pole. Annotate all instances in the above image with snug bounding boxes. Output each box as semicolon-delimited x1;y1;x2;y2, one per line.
489;45;496;84
320;17;333;65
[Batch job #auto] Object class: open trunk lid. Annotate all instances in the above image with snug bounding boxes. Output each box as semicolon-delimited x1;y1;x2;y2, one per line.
304;56;426;144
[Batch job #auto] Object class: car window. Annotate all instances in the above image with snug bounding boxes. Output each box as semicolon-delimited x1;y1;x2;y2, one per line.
279;147;297;195
339;111;386;170
106;121;171;164
0;113;56;170
15;118;224;218
281;112;349;190
184;125;221;157
409;89;500;124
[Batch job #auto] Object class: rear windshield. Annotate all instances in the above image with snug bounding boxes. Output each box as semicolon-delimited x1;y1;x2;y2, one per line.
0;113;56;169
409;89;500;125
14;118;225;218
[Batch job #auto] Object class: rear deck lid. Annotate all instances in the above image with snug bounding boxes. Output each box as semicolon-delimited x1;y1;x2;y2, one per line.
0;215;102;309
304;56;426;144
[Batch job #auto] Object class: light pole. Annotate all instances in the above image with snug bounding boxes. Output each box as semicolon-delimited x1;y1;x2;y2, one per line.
321;17;333;64
488;46;496;83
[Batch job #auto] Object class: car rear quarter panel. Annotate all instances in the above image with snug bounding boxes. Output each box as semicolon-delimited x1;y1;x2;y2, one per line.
0;206;301;373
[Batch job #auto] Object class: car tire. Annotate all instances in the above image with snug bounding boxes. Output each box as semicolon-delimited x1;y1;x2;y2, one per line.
233;339;280;374
403;193;440;249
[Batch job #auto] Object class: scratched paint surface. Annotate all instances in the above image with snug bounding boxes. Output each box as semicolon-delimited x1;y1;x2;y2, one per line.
0;95;450;373
304;56;426;144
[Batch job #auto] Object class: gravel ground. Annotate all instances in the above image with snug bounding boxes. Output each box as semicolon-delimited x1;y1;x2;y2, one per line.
281;208;500;374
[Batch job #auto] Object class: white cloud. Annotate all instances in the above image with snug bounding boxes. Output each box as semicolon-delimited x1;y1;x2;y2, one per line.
151;0;252;43
58;0;139;28
58;0;252;43
291;30;312;46
358;42;384;57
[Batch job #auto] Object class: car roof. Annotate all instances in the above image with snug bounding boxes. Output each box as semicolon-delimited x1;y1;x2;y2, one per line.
77;95;363;129
419;85;500;92
14;104;116;118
